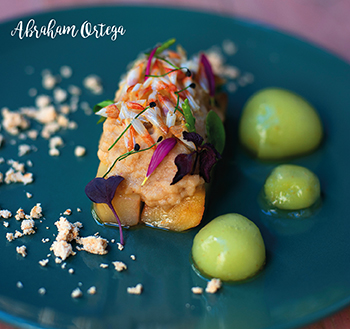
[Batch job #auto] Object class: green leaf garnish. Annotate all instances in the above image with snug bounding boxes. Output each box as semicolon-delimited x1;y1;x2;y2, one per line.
182;99;196;133
93;100;114;113
205;110;225;154
93;99;114;124
154;38;176;56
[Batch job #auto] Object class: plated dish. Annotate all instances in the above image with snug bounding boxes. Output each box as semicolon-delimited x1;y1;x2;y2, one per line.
1;6;350;329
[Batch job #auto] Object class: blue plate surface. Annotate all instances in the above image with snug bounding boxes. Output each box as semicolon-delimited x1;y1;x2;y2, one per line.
0;6;350;329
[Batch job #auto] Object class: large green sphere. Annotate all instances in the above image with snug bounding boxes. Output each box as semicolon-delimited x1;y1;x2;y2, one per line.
192;214;266;281
264;164;321;210
239;88;323;159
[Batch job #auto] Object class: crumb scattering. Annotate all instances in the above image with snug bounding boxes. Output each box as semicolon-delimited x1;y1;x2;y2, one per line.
127;283;143;295
100;263;108;269
16;245;27;257
76;236;108;255
74;146;86;157
205;278;222;294
191;286;203;294
71;287;83;298
87;286;96;295
39;259;49;267
112;261;127;272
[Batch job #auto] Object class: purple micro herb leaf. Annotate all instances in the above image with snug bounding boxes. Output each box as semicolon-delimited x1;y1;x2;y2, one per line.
200;53;215;98
142;137;177;185
85;176;125;245
171;132;221;185
145;46;158;81
171;153;197;185
183;131;204;148
199;143;222;183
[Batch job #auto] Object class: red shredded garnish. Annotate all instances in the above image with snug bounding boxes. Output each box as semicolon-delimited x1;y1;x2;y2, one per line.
200;53;215;98
145;46;158;81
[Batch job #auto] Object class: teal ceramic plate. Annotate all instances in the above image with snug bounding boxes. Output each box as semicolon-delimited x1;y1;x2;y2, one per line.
1;6;350;329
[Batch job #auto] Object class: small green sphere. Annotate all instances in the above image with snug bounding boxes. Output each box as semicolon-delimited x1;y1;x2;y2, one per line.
264;164;321;210
239;88;323;159
192;213;266;281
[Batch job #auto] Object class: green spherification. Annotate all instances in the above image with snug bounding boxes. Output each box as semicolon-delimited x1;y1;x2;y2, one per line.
264;164;321;210
192;213;266;281
239;88;323;159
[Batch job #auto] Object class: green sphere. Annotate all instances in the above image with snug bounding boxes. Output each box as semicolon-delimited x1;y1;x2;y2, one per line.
239;88;323;159
192;213;266;281
264;164;321;210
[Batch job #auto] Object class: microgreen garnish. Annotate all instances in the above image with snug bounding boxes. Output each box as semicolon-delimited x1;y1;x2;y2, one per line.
182;99;196;133
85;176;125;245
173;83;196;116
206;110;226;154
108;105;150;151
93;99;114;124
154;38;176;56
142;137;177;186
145;67;190;79
103;141;159;178
200;53;215;103
171;132;221;185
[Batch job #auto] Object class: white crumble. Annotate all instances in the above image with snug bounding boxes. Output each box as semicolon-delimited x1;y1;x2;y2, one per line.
68;268;74;274
50;240;75;261
60;65;72;78
49;148;60;156
16;245;27;257
117;242;124;251
127;283;143;295
26;192;33;199
130;255;136;261
39;259;49;267
77;208;81;212
61;262;67;269
42;72;57;90
191;287;203;294
0;209;12;219
83;75;103;94
35;95;51;108
21;218;35;235
15;208;26;221
71;287;83;298
74;146;86;157
16;281;23;288
30;203;43;219
38;287;46;295
3;221;9;227
100;263;109;269
53;87;68;103
87;286;96;295
15;230;23;239
76;236;108;255
63;209;72;216
112;261;127;272
6;233;14;242
26;160;33;167
1;107;29;135
205;278;222;294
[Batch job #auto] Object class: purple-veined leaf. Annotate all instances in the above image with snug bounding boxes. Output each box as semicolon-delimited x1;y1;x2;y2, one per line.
85;176;124;204
199;143;222;183
171;152;197;185
183;131;203;148
200;53;215;98
85;175;125;245
145;46;158;81
142;137;177;185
